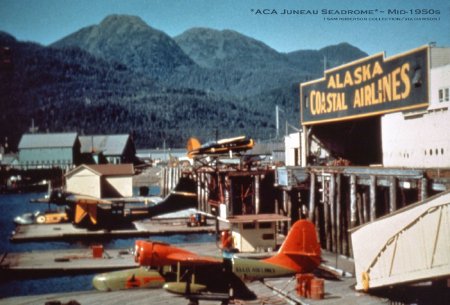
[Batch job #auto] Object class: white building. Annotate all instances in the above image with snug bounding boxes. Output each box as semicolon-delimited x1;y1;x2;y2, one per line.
382;47;450;168
284;133;300;166
65;164;134;198
290;46;450;168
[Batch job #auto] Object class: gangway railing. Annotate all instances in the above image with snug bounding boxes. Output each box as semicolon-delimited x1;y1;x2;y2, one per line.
351;191;450;291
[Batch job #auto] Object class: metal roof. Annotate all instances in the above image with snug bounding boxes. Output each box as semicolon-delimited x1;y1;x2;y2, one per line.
18;133;78;149
79;135;130;156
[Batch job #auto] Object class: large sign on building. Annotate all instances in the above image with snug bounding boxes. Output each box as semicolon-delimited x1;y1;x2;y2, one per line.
301;46;429;125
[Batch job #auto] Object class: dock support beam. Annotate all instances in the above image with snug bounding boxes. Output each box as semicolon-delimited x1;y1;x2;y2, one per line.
330;174;336;252
350;174;357;228
336;173;342;254
389;176;397;213
370;176;377;222
255;175;260;214
420;177;428;202
309;172;316;221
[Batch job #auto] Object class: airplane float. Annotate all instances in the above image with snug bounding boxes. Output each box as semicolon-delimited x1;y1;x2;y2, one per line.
93;219;321;304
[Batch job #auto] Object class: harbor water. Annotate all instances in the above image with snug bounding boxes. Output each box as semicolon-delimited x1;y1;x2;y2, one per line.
0;192;215;298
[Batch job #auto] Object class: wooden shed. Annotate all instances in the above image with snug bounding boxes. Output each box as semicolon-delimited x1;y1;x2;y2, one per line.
65;164;134;198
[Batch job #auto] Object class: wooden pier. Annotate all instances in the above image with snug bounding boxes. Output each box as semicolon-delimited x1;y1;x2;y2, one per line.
276;166;450;257
0;276;388;305
0;244;389;305
10;219;228;243
0;242;223;279
0;248;138;278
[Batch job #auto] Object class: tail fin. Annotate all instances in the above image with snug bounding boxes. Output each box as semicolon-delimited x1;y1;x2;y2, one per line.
187;137;201;151
146;176;197;218
264;220;321;273
187;137;202;158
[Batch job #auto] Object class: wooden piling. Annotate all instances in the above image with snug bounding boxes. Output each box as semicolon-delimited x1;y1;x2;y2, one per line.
225;175;231;216
160;167;182;197
370;176;377;221
389;176;397;213
329;173;336;253
420;177;428;202
357;192;364;225
323;176;331;251
350;175;357;228
309;172;316;221
255;175;260;214
336;173;342;254
283;190;291;219
362;191;369;223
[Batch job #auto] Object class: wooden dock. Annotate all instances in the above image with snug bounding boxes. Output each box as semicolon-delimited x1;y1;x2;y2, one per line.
10;219;228;243
0;248;138;278
0;277;388;305
0;246;388;305
0;243;222;279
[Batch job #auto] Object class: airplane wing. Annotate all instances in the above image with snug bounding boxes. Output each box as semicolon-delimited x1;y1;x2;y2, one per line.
166;253;222;266
187;135;254;158
216;135;247;145
67;194;112;205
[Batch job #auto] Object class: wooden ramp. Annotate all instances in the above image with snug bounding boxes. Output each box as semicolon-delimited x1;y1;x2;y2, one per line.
351;190;450;291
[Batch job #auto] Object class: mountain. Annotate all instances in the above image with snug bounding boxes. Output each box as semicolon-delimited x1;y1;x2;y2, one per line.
1;14;369;151
286;43;368;75
52;15;195;78
51;16;367;98
0;31;272;150
174;28;288;70
169;28;367;97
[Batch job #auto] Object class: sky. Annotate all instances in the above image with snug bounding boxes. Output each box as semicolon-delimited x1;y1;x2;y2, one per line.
0;0;449;57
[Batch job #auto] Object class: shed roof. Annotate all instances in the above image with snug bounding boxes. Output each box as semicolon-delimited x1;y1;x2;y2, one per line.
0;153;19;165
66;164;134;178
18;133;78;149
79;135;130;156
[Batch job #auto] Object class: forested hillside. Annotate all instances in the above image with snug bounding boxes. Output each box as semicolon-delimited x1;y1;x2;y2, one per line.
0;15;367;150
0;32;271;149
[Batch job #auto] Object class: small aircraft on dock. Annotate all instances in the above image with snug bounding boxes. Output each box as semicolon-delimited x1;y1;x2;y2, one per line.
187;135;254;158
30;176;198;230
93;219;321;304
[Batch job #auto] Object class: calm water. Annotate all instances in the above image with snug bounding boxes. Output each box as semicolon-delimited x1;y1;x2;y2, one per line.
0;192;215;298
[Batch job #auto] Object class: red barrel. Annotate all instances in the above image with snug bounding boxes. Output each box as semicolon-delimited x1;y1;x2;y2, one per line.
310;278;324;300
221;230;233;249
295;273;314;297
92;245;104;258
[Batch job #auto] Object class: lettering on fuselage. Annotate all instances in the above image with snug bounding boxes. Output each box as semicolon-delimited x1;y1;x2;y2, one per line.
301;46;429;125
235;266;276;274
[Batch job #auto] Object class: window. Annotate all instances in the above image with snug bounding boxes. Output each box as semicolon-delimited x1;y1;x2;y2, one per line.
262;233;274;240
439;88;450;103
243;223;256;230
259;222;272;229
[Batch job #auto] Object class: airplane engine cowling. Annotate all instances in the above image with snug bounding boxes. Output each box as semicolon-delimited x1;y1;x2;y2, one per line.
134;240;174;267
134;240;154;266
